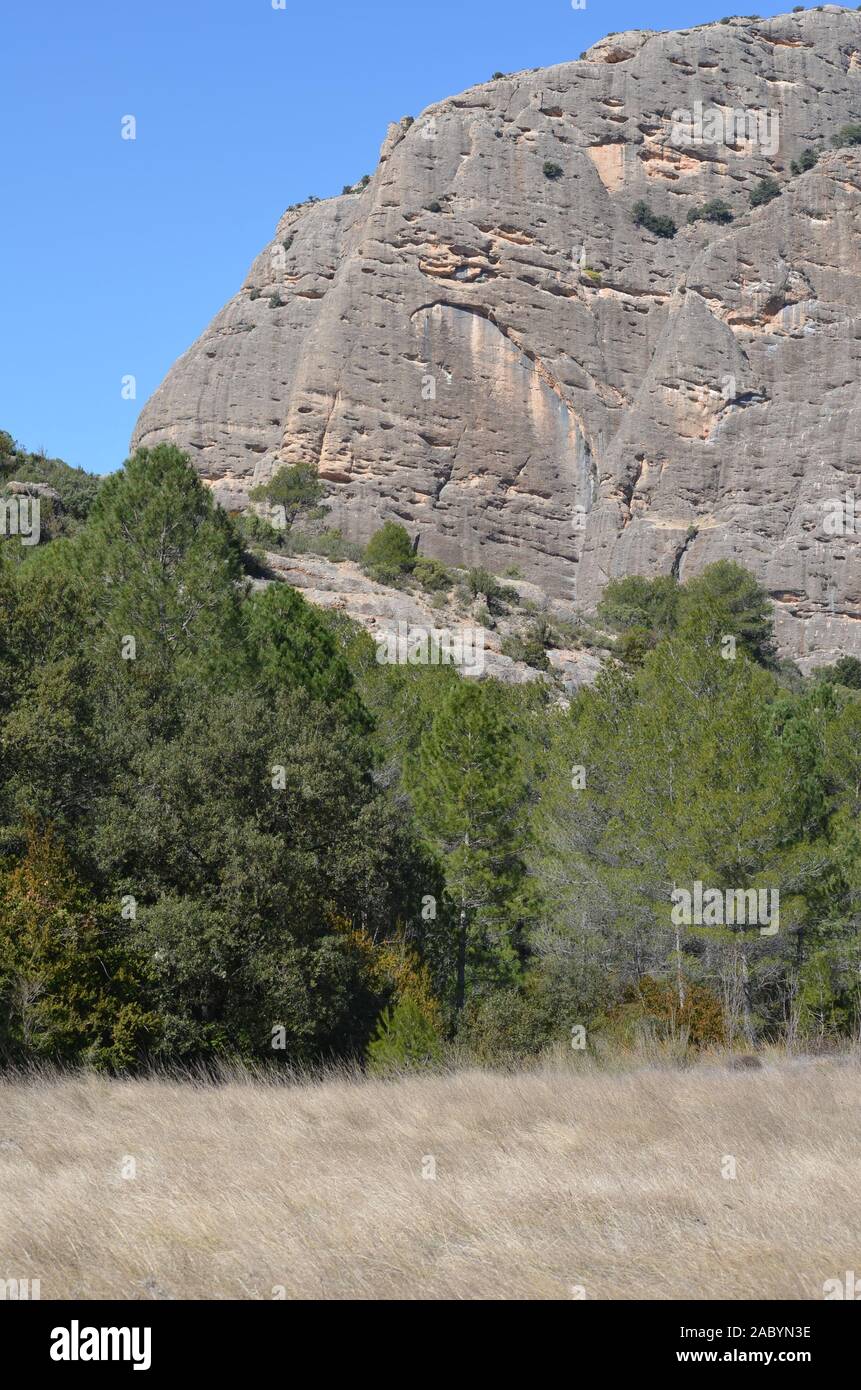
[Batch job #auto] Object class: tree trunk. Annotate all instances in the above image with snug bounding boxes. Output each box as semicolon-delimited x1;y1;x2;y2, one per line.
456;901;467;1013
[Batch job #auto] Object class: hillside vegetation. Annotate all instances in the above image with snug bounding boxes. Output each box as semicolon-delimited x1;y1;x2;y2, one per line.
0;442;860;1074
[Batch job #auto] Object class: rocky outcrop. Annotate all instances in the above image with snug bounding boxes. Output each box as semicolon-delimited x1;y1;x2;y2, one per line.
132;9;861;669
256;551;604;693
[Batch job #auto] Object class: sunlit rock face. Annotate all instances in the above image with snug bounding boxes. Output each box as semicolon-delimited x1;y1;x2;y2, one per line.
133;9;861;668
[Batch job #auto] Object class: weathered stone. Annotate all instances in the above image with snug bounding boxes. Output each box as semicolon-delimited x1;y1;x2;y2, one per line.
255;550;598;694
133;10;861;669
4;480;62;502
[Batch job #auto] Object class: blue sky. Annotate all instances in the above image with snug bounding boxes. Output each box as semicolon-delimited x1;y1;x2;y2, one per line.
1;0;791;475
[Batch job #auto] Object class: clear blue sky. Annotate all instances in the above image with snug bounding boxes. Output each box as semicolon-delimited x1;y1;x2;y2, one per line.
1;0;790;475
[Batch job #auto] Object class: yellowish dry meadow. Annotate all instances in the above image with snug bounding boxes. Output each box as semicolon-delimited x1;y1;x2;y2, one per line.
0;1057;857;1300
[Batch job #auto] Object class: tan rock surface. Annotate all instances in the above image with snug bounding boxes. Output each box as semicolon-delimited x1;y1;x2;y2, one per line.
133;10;861;668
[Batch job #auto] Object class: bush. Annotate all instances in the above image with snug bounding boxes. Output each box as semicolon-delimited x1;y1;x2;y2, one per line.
749;176;781;207
598;573;680;637
790;148;819;175
688;198;734;225
543;161;563;180
366;996;442;1075
275;527;364;564
501;623;551;671
363;521;416;583
467;566;503;601
820;656;861;690
632;200;677;238
491;71;506;80
249;287;261;300
834;124;861;148
268;293;283;308
466;567;517;615
598;977;726;1051
424;200;442;213
456;987;556;1063
412;556;453;593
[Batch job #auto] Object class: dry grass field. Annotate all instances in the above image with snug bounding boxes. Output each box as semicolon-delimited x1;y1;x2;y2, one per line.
0;1056;858;1300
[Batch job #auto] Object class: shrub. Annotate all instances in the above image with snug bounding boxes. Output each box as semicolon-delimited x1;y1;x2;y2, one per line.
790;148;819;175
749;176;781;207
249;287;261;300
501;622;551;671
491;71;506;80
820;656;861;690
456;987;556;1062
424;200;442;213
834;123;861;148
632;200;677;238
412;556;453;593
363;520;415;583
543;161;564;180
466;567;518;614
366;996;442;1075
688;198;734;225
599;976;726;1051
793;5;804;10
598;573;681;637
582;265;603;282
268;293;283;308
342;183;353;195
277;527;364;564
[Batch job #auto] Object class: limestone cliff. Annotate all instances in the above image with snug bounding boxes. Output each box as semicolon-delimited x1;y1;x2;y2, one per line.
132;9;861;668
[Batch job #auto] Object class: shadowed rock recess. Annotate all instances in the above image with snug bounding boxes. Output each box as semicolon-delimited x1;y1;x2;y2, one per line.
132;9;861;669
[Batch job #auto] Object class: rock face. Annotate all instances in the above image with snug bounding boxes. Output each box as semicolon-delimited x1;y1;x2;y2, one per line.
257;551;603;693
132;9;861;668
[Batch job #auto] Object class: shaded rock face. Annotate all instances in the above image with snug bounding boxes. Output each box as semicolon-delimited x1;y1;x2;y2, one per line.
132;10;861;668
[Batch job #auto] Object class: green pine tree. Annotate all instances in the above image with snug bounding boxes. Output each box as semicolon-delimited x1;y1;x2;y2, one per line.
408;681;529;1012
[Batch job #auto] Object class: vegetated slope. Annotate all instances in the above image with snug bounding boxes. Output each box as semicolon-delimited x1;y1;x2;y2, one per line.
132;9;861;669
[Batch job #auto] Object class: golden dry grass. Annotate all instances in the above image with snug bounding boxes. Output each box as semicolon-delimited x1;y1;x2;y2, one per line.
0;1057;858;1300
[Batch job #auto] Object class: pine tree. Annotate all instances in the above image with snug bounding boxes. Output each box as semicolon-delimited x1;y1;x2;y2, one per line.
408;681;529;1011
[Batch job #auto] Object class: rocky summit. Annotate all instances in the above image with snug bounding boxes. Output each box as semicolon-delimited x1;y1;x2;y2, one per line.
132;9;861;669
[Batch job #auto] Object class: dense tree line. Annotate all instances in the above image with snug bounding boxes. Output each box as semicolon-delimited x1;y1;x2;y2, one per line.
0;441;858;1069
